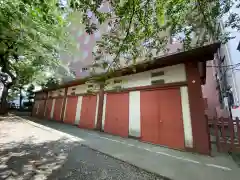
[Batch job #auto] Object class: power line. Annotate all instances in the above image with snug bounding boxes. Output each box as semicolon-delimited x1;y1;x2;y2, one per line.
206;63;240;68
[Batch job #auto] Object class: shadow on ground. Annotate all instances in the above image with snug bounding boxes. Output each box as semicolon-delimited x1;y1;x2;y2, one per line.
0;137;77;179
0;115;169;180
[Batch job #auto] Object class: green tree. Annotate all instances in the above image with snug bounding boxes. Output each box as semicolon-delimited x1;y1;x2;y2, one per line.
0;0;71;114
40;77;60;89
7;87;19;103
26;84;35;103
23;84;35;110
68;0;240;72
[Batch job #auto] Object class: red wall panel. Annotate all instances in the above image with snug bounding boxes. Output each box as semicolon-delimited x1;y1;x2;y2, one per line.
140;88;185;149
53;98;64;121
104;93;129;137
158;88;185;149
79;95;97;129
64;96;78;124
140;90;160;144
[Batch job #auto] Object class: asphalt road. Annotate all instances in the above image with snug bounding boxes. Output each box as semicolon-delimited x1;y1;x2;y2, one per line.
0;115;168;180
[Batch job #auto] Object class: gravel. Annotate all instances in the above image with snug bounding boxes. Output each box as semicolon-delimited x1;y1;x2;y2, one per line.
0;115;169;180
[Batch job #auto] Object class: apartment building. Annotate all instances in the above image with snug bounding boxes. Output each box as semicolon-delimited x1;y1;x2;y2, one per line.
202;28;240;119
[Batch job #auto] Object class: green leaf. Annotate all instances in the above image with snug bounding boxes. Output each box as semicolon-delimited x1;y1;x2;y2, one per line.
156;0;165;26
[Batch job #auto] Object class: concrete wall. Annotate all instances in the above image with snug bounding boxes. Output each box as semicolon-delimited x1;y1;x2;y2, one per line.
202;61;223;118
102;63;193;148
67;84;100;95
48;88;65;97
105;64;186;90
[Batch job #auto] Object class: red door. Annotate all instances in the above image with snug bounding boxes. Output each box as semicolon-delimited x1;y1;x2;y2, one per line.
140;90;160;144
53;98;64;121
45;99;53;119
64;96;78;124
79;95;97;129
104;93;129;137
140;88;185;149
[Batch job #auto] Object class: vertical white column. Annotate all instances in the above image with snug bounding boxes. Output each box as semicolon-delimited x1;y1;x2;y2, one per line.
75;96;83;125
59;98;64;120
180;86;193;148
102;94;107;130
94;94;99;128
36;102;39;115
63;97;68;122
50;99;56;119
129;91;141;137
44;100;48;117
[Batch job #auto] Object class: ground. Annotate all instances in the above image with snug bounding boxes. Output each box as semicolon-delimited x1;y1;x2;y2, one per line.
0;115;167;180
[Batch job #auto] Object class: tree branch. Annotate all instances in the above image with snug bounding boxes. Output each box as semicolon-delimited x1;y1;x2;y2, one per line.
196;0;216;39
107;0;136;72
0;55;17;85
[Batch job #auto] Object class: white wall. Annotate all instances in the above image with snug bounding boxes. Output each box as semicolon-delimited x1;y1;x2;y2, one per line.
49;88;65;97
180;86;193;148
102;94;107;130
74;96;83;125
221;5;240;105
67;83;100;95
50;99;56;119
105;64;186;90
226;32;240;105
67;84;88;95
129;91;141;137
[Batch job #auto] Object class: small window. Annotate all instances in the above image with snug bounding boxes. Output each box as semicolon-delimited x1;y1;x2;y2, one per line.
151;79;165;85
82;67;89;71
71;88;76;90
151;71;164;77
88;84;93;88
113;79;122;84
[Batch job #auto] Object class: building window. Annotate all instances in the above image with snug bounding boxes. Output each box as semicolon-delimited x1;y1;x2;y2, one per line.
151;71;164;77
82;67;89;72
151;79;165;85
113;79;122;84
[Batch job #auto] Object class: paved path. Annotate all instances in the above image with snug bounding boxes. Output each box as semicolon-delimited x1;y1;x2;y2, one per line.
0;115;167;180
2;115;240;180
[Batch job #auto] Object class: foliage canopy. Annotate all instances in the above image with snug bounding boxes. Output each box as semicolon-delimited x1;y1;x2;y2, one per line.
69;0;240;71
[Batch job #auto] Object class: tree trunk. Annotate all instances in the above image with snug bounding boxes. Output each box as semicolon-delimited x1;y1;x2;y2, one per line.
0;85;9;115
19;88;23;110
